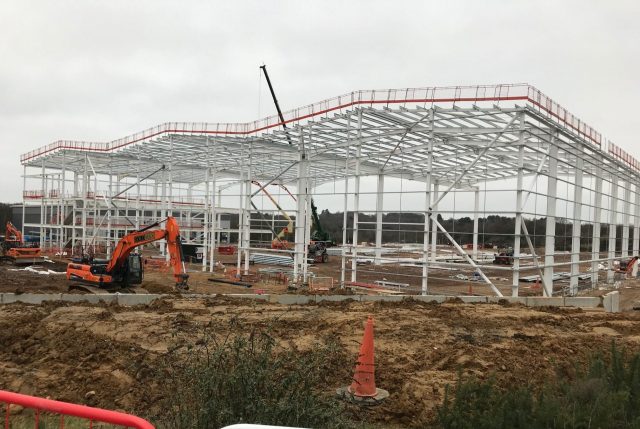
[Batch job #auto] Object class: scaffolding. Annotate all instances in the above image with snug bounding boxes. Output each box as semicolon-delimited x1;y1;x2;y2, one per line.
19;83;640;296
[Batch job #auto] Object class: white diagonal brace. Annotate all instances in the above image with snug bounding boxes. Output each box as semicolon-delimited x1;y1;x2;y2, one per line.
430;114;519;209
432;216;503;297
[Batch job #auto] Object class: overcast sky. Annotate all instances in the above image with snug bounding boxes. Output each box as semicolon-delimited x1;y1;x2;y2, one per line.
1;0;638;203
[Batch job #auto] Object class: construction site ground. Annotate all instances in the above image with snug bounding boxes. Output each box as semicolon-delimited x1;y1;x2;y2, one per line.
2;294;640;427
0;248;617;297
2;250;640;427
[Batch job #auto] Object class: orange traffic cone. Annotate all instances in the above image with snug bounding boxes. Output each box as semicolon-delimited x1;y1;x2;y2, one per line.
337;315;389;405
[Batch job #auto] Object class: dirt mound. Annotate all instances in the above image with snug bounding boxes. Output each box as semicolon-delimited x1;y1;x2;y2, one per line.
1;297;640;427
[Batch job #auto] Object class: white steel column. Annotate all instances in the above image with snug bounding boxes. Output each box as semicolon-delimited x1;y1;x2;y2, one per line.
591;166;603;287
40;160;46;250
622;182;631;258
294;132;310;283
209;141;218;273
350;110;362;282
512;142;525;297
160;168;167;256
421;115;434;295
472;188;479;262
340;114;351;287
136;148;141;230
374;173;384;265
430;182;439;262
60;154;66;253
107;169;113;258
607;175;619;284
543;142;559;297
81;155;88;251
243;166;252;275
633;183;640;257
21;166;26;238
235;174;243;275
569;154;584;296
71;171;78;255
202;166;210;272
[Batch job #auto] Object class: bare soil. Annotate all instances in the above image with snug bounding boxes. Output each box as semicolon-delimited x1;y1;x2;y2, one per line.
2;296;640;427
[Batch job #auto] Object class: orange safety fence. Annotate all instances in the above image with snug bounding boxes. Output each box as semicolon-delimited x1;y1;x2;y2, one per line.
1;389;154;429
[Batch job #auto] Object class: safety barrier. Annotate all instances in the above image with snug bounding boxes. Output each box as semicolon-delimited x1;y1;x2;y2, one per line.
0;389;154;428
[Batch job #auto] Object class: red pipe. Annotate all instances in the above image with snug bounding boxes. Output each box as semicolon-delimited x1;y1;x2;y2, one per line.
0;390;154;429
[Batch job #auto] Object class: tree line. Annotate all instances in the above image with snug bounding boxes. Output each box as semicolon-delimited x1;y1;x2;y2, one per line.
243;210;634;251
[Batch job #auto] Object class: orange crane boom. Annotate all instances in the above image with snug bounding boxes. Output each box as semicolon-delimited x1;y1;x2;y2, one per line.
251;181;294;249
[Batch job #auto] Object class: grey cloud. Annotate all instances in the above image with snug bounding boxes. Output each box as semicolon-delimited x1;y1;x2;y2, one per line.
1;0;638;201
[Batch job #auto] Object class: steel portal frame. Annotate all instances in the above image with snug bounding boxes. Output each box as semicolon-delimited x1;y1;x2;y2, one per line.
19;84;640;296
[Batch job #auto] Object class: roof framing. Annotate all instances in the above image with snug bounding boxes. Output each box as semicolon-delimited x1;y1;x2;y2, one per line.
21;84;639;187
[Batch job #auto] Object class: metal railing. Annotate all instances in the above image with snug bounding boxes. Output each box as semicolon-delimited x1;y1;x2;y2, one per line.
20;83;614;165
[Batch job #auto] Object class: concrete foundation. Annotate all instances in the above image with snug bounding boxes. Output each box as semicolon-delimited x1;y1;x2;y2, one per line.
603;291;620;313
0;292;613;311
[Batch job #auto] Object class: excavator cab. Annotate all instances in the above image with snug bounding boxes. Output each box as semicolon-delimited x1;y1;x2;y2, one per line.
123;254;143;285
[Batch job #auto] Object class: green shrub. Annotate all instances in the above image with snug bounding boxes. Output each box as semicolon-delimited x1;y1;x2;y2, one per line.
157;319;352;429
437;343;640;429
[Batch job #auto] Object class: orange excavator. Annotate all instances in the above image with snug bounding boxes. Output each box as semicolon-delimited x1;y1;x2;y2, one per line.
616;256;639;276
66;217;189;290
1;221;43;265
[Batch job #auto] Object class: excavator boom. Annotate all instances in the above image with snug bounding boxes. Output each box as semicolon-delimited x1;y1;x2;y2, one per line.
5;221;23;244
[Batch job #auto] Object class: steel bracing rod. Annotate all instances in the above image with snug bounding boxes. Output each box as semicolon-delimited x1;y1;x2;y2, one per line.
111;164;166;200
430;114;519;209
520;221;547;286
431;216;503;297
247;199;293;259
249;160;299;198
380;110;433;170
85;164;167;245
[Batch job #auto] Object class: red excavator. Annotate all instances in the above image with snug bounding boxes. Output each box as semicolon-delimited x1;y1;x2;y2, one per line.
66;217;189;290
1;221;43;265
